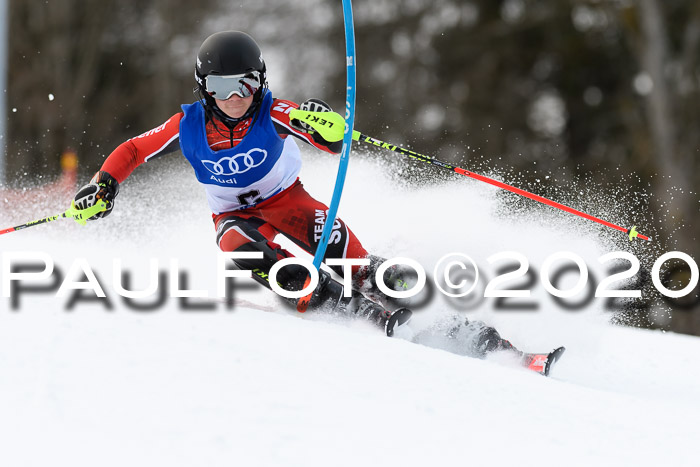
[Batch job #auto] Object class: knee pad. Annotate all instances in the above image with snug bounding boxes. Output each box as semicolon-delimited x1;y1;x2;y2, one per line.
358;255;420;307
229;240;306;290
230;242;349;312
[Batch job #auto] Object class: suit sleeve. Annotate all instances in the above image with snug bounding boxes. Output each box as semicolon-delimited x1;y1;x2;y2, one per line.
101;113;183;183
269;99;343;154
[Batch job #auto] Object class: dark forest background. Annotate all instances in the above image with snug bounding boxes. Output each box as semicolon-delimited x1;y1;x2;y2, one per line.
2;0;699;333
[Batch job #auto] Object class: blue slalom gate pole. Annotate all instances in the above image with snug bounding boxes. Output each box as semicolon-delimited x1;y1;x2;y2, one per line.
312;0;356;269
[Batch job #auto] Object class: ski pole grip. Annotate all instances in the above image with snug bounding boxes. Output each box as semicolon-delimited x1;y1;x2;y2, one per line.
289;109;346;143
66;199;107;226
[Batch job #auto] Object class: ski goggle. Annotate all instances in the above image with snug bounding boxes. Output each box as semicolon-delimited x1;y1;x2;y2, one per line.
205;72;262;100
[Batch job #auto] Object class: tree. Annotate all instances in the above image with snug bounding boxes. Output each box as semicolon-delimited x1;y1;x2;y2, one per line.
5;0;218;182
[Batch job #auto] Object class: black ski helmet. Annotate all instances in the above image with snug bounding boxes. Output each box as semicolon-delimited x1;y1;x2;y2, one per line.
195;31;268;123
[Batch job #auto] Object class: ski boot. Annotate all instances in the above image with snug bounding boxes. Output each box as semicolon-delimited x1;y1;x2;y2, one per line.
339;291;412;337
445;319;511;357
386;308;413;337
354;299;412;337
226;244;413;337
298;268;413;337
447;318;565;376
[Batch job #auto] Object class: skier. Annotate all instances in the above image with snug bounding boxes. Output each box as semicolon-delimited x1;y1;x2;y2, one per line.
71;30;413;335
72;31;560;371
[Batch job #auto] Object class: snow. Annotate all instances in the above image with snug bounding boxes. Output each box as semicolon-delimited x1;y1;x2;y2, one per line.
1;151;697;466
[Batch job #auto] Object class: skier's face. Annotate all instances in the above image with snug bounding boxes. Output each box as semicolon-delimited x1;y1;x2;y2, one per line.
215;94;254;119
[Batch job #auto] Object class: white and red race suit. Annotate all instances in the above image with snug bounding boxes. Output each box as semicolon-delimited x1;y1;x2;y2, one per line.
98;93;370;280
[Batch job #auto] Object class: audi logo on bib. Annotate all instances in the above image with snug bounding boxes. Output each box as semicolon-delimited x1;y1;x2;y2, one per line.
202;148;268;176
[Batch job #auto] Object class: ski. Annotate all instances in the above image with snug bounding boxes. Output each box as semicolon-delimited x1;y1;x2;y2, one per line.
520;346;566;377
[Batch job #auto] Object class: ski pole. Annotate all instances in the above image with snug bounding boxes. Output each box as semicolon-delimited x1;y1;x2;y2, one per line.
0;199;107;236
289;109;650;242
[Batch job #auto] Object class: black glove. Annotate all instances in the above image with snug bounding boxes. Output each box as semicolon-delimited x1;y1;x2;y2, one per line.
73;170;120;220
290;98;333;134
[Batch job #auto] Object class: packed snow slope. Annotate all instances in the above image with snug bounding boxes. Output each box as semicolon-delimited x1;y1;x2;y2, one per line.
1;150;697;467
